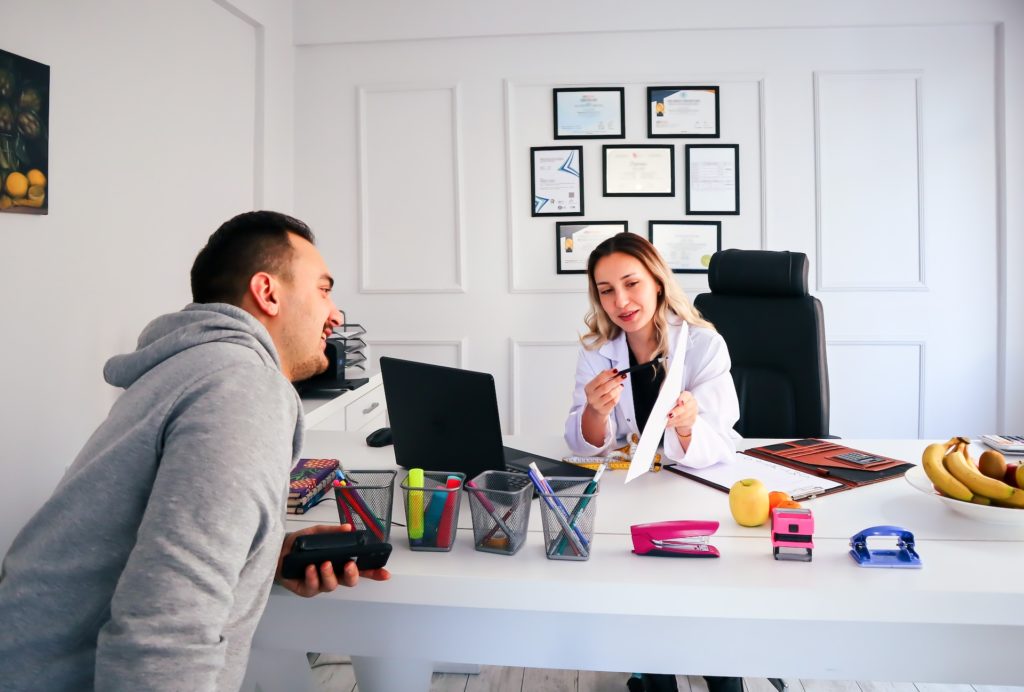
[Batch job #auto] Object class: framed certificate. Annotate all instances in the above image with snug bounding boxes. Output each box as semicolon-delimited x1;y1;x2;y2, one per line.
648;220;722;273
553;87;625;139
531;146;584;216
685;144;739;215
602;145;674;197
647;86;720;138
556;221;628;274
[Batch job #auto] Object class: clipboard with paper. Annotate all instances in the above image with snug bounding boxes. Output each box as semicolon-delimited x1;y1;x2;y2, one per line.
664;453;842;500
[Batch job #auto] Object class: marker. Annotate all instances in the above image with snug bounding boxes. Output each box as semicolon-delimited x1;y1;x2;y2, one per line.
422;484;449;545
435;476;462;548
466;479;515;541
407;468;425;546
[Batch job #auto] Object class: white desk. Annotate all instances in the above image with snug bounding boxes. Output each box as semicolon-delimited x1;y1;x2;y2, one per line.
246;434;1024;692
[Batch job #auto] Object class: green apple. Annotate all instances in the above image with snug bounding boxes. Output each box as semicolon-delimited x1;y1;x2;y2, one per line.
729;478;770;527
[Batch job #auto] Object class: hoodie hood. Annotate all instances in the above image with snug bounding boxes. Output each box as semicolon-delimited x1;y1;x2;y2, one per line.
104;303;281;389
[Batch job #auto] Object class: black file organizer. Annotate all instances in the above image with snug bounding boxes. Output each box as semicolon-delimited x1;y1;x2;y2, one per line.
295;322;369;393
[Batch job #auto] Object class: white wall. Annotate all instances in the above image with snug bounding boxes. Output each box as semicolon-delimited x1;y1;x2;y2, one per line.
293;0;1023;442
0;0;293;554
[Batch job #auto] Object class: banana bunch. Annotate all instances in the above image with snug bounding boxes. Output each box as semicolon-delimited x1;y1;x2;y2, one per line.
921;437;1024;509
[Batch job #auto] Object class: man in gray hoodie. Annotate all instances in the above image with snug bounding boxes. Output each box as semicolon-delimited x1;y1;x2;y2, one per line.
0;211;389;691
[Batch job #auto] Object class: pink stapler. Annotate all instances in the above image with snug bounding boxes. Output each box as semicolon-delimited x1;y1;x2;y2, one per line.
630;520;720;558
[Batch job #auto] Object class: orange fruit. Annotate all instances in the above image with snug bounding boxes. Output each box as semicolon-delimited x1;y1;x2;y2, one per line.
26;169;46;187
5;171;28;198
768;491;791;510
776;500;803;509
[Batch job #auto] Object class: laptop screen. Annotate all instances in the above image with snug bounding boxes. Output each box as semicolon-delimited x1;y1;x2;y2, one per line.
380;357;509;478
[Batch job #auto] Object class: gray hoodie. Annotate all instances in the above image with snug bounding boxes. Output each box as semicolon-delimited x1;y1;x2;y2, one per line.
0;303;303;691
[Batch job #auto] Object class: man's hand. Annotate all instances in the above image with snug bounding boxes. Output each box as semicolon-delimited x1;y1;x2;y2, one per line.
275;524;391;597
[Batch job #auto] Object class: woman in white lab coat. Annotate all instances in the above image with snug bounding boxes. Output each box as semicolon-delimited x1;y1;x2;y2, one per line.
564;232;739;469
565;234;742;692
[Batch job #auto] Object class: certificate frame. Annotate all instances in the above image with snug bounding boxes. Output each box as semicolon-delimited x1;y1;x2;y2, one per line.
647;86;720;139
685;144;739;215
531;146;585;217
602;144;675;197
648;220;722;274
553;87;626;140
556;221;628;274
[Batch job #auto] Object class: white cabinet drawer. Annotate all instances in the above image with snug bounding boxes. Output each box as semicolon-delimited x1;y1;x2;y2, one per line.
344;384;387;431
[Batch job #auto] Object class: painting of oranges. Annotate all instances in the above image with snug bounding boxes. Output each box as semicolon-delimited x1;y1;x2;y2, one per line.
0;48;49;215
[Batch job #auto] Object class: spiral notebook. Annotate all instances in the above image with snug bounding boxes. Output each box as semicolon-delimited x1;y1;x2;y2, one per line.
665;452;843;501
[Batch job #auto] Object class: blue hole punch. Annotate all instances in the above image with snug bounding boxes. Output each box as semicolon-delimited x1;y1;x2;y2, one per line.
849;525;922;569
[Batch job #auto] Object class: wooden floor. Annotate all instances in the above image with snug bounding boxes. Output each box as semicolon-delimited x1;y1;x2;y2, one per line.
307;657;1023;692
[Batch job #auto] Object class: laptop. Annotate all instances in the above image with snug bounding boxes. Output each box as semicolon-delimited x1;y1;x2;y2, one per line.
379;357;594;480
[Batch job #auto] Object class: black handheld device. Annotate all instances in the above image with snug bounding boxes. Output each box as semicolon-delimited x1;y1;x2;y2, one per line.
280;530;392;579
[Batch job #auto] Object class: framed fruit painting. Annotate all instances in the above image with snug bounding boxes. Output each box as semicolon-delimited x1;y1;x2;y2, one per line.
0;48;49;215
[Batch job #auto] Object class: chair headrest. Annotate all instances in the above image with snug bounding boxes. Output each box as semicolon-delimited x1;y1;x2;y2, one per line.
707;249;809;297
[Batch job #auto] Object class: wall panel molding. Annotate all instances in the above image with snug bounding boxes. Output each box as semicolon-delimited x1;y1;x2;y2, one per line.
510;339;578;434
358;83;466;293
211;0;264;208
366;338;468;370
826;339;926;438
814;70;926;292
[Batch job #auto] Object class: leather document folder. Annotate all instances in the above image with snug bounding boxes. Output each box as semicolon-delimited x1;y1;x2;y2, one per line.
742;438;913;495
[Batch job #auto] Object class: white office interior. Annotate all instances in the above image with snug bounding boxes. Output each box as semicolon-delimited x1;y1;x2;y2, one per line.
1;0;1021;580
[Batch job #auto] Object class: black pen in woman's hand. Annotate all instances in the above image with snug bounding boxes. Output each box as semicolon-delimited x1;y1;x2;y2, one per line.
615;356;664;378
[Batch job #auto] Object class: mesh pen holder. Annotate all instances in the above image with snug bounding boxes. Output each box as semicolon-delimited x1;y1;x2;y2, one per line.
400;470;466;551
334;469;396;543
537;477;599;561
466;470;533;556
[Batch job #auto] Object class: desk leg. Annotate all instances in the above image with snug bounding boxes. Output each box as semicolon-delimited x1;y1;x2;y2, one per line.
240;649;314;692
351;655;433;692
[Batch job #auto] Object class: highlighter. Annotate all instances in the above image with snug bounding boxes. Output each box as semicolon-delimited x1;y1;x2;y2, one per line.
408;468;425;545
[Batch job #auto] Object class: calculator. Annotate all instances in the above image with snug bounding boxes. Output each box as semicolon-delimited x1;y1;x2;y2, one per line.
832;451;886;466
981;435;1024;455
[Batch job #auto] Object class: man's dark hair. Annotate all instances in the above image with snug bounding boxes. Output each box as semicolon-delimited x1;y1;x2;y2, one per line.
190;210;316;305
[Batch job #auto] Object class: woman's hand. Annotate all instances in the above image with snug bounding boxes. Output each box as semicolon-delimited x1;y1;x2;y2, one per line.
666;390;698;438
583;369;624;419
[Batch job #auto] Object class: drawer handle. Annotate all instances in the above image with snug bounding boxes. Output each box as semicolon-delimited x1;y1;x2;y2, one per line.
362;401;380;415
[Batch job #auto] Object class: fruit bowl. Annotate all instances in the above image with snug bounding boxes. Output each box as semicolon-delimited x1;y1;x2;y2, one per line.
905;465;1024;525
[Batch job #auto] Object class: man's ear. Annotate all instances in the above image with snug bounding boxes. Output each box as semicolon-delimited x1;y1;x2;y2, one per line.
248;272;281;317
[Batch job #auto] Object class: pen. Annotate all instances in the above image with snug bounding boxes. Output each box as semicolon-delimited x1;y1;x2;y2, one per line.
479;507;516;544
338;483;386;541
422;484;449;545
614;356;664;379
336;471;386;539
407;468;425;546
527;464;587;556
554;465;604;555
333;479;356;526
466;479;516;541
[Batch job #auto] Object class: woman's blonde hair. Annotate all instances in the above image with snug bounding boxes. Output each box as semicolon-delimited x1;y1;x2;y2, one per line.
581;233;715;356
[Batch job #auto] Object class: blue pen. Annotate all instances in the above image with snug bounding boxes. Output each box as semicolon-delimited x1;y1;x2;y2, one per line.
529;463;589;549
527;465;587;556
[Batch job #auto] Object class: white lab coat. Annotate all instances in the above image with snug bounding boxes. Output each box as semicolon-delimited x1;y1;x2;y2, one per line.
563;320;739;468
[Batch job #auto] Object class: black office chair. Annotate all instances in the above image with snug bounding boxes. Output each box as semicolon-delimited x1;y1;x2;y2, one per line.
694;249;830;439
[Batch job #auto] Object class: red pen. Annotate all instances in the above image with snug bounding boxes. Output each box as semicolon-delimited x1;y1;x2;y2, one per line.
338;483;385;541
435;476;462;548
333;480;356;527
